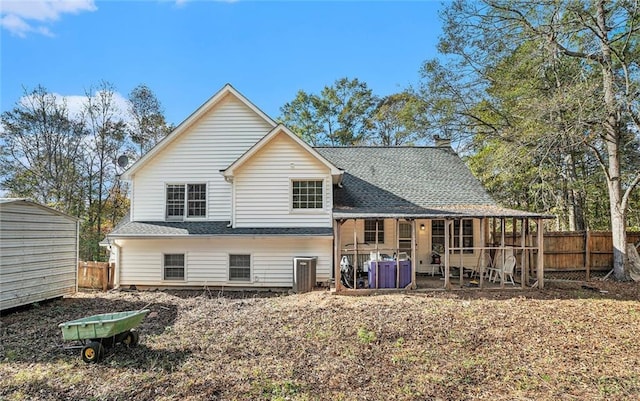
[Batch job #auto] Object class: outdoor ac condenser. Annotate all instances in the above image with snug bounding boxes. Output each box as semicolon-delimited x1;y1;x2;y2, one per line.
293;257;317;293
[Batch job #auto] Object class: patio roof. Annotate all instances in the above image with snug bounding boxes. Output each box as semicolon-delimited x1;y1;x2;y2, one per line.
315;147;553;220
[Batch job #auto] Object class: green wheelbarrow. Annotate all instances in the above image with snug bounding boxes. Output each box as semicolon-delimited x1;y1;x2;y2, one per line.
59;309;150;363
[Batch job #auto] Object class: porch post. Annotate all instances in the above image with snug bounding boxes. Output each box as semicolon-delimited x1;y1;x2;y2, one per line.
334;220;343;292
444;218;451;290
479;218;486;289
537;218;545;289
500;218;506;288
395;219;400;288
520;218;526;288
353;219;358;290
458;219;464;288
411;219;417;289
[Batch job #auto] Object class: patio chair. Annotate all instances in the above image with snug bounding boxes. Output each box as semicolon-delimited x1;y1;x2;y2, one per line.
488;255;516;285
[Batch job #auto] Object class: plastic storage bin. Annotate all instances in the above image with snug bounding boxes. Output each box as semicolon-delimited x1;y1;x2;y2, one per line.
368;260;411;288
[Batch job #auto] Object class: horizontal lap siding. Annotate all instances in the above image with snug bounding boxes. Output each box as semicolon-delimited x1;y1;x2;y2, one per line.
131;95;273;221
0;202;77;310
234;133;332;228
118;237;332;288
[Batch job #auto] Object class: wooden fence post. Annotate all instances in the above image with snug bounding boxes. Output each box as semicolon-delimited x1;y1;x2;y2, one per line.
585;230;591;281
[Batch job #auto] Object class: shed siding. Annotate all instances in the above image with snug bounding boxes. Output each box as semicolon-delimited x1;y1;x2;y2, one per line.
117;237;332;287
131;94;273;222
233;133;332;228
0;201;77;310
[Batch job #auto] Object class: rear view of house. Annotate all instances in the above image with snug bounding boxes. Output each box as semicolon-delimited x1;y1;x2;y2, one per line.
0;199;79;310
106;84;550;292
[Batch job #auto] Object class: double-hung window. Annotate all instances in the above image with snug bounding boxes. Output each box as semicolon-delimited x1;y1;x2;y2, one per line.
166;183;206;219
229;254;251;282
164;254;185;280
292;180;323;210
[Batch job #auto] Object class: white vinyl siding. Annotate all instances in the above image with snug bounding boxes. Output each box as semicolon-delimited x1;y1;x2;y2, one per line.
116;237;332;288
0;200;78;310
233;133;332;228
130;95;273;221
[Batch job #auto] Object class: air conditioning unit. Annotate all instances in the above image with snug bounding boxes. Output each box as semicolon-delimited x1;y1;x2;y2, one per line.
293;257;317;293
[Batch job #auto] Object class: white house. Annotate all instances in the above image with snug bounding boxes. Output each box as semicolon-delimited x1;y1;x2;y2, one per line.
0;199;78;310
107;84;550;291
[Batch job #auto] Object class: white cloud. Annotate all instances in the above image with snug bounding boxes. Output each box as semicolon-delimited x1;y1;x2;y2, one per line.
0;0;96;37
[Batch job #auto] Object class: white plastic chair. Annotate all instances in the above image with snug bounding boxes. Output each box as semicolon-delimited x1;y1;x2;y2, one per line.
488;255;516;285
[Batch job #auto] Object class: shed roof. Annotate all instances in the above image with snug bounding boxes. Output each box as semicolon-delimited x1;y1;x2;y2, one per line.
0;198;79;221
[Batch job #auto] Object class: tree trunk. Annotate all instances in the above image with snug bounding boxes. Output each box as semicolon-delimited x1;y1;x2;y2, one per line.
611;201;627;280
596;0;627;280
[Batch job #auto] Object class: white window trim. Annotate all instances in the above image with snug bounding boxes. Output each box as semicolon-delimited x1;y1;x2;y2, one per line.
165;182;208;221
162;252;187;282
289;178;326;214
227;253;252;283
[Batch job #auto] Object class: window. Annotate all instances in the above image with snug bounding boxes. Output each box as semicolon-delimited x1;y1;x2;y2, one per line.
166;183;206;218
364;219;385;243
292;180;323;209
453;219;474;254
431;219;474;254
229;254;251;281
166;185;185;218
164;254;185;280
432;220;445;254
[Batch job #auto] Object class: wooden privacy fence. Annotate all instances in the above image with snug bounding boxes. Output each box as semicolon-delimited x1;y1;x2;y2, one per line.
504;231;640;280
78;261;114;291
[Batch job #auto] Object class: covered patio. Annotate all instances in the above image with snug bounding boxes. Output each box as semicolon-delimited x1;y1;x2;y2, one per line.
333;207;553;293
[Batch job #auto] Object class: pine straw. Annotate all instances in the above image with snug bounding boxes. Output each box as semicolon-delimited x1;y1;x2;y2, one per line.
2;281;640;401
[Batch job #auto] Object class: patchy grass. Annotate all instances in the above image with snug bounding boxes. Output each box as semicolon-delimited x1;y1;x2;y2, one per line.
1;281;640;400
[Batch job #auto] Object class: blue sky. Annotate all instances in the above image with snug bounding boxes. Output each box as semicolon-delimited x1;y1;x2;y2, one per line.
1;0;444;125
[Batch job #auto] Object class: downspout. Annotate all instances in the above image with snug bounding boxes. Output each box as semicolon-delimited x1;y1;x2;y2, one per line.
111;240;122;289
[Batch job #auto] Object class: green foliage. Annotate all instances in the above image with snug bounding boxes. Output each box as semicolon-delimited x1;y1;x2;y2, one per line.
128;84;172;156
420;0;640;234
279;77;378;145
0;82;166;261
357;327;377;344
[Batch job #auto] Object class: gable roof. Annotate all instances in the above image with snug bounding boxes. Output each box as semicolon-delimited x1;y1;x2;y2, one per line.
222;124;343;182
315;147;552;219
122;84;277;180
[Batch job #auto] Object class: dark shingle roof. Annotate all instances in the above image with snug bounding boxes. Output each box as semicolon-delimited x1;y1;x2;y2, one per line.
315;147;496;216
108;220;333;238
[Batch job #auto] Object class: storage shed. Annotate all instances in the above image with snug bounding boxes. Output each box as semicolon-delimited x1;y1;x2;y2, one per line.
0;199;78;311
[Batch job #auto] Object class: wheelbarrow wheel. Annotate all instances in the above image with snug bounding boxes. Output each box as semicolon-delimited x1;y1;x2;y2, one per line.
81;341;104;363
121;330;140;347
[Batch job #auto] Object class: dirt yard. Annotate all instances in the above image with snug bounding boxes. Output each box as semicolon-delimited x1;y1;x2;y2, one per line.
2;280;640;400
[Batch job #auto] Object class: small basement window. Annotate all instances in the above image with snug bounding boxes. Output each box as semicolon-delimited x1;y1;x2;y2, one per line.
164;254;185;280
229;254;251;281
